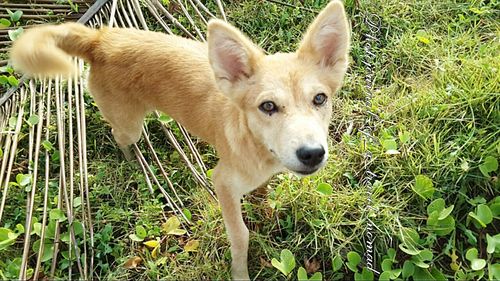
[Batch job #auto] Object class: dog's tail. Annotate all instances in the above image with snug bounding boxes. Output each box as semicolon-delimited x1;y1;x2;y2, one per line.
10;22;99;77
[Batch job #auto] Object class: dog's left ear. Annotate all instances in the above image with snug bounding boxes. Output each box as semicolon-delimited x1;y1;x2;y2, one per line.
207;19;264;94
297;0;350;68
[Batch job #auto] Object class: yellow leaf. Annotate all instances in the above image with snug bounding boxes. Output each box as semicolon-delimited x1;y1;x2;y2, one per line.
152;245;160;259
143;240;160;249
123;256;142;269
161;216;181;234
184;240;200;252
168;228;187;236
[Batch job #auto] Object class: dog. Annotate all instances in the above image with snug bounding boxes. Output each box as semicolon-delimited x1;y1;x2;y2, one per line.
11;1;350;279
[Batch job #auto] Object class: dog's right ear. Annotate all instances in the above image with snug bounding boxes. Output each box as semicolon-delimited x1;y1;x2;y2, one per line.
207;20;263;95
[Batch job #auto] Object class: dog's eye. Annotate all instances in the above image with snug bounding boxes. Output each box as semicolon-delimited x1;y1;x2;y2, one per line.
313;93;327;106
259;101;278;115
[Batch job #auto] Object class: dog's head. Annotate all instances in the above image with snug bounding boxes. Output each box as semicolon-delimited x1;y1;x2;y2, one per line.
207;1;350;175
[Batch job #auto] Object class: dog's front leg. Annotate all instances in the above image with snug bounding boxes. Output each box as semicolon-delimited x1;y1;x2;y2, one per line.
213;166;251;280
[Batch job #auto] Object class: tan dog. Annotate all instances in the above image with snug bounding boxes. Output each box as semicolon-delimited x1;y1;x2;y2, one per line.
11;1;350;279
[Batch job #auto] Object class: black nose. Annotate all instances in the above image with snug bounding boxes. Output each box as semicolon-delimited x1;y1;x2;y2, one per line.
296;146;325;167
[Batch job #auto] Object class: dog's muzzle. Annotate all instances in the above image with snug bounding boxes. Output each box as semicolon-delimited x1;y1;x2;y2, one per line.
293;144;326;175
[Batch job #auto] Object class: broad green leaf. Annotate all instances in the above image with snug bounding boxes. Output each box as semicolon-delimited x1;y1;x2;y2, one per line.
332;255;343;272
427;198;445;215
346;251;361;272
355;267;374;281
412;175;434;200
413;267;434;280
27;115;40;126
378;271;391;281
271;249;295;276
9;117;19;129
182;208;192;221
42;140;54;151
398;131;410;144
402;260;415;279
399;244;421;256
73;197;82;208
390;269;402;279
46;221;56;239
158;113;173;124
0;18;11;28
6;257;21;278
206;169;214;179
429;215;455;236
0;75;9;85
32;223;42;236
297;266;308;280
60;231;70;243
490;202;500;217
430;267;446;281
72;221;84;236
381;259;392;272
486;234;500;254
128;234;143;242
0;228;19;250
489;263;500;281
382;140;400;154
309;272;322;281
382;139;398;150
470;259;486;271
438;205;454;220
466;248;486;270
32;240;54;262
379;271;391;281
479;156;498;176
417;249;433;261
135;225;147;239
49;209;67;222
399;228;420;249
10;10;23;22
387;248;396;261
468;204;493;228
184;239;199;252
8;28;23;41
15;224;24;234
316;182;332;196
16;174;31;187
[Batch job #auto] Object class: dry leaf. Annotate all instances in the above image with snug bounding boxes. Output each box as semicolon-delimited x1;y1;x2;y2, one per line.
260;256;273;268
304;257;321;274
123;256;142;269
184;240;200;252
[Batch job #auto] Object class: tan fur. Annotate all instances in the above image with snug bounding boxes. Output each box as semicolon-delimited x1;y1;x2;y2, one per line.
10;1;350;279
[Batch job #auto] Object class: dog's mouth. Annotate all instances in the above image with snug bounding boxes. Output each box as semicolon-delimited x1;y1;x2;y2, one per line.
269;148;325;176
291;168;320;176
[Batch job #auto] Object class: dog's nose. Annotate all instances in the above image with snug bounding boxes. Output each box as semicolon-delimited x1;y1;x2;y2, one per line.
296;145;325;167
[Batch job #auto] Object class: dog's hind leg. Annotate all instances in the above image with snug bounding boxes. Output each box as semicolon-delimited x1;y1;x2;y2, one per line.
91;91;147;160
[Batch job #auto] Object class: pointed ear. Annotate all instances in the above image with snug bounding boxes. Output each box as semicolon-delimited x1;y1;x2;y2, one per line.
297;0;350;68
207;19;263;84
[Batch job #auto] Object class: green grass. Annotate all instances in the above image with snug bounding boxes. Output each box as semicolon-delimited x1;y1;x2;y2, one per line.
1;0;499;280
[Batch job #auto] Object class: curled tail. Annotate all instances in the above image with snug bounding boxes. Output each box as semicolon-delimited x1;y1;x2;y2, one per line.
10;22;99;77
